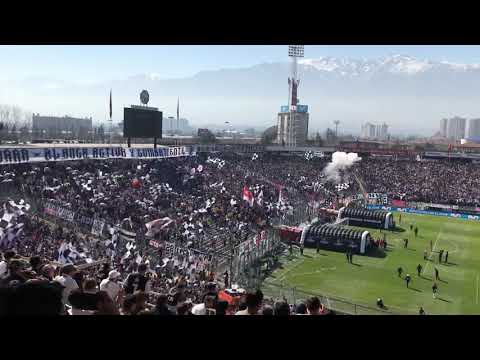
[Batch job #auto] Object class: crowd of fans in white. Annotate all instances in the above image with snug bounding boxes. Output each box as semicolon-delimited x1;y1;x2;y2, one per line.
0;152;478;315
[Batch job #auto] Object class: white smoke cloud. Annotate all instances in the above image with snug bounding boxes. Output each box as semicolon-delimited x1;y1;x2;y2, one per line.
323;152;361;183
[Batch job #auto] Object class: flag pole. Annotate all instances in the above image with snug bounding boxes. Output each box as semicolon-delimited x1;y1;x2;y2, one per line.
109;89;113;146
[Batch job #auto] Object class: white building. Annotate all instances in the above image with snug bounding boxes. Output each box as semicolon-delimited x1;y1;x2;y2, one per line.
277;111;309;146
375;123;389;140
440;118;448;138
446;116;466;141
361;122;387;140
163;117;193;134
467;118;480;138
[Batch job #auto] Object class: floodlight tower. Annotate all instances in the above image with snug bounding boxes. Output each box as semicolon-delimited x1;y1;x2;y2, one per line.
288;45;304;147
334;120;340;137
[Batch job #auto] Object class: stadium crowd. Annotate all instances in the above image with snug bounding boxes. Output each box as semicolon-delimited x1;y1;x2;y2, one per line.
1;152;479;315
354;158;480;207
0;153;333;315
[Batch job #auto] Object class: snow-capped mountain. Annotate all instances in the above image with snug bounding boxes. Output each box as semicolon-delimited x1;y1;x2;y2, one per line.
300;54;480;76
4;54;480;135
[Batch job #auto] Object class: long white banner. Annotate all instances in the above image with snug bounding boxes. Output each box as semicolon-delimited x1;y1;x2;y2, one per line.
0;146;195;165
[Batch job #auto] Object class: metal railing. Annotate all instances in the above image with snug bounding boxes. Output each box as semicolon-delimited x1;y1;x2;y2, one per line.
260;281;401;315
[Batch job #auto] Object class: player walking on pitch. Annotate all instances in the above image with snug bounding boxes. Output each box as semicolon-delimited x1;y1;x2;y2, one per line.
432;282;438;299
405;274;411;288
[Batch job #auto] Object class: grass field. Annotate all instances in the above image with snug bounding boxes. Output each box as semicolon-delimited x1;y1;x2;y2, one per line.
262;212;480;315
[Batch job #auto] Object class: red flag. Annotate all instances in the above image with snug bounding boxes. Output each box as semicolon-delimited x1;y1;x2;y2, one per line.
242;185;254;207
109;89;112;120
256;232;261;246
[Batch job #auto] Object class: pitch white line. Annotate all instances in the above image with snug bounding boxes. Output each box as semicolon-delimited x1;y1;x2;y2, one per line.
476;274;479;305
423;228;442;275
277;258;305;282
325;296;332;310
288;268;337;277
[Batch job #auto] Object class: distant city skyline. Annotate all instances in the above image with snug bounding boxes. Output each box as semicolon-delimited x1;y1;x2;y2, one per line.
2;45;480;136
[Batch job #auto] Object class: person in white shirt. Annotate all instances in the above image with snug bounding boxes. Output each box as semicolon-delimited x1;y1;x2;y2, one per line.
0;250;16;279
235;291;262;315
191;295;216;315
54;264;79;307
100;270;123;306
0;259;8;279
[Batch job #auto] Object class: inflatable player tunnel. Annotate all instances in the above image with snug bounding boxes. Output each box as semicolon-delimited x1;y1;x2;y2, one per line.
337;207;395;230
301;224;372;255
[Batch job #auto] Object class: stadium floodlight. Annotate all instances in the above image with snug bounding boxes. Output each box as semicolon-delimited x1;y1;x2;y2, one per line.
288;45;304;58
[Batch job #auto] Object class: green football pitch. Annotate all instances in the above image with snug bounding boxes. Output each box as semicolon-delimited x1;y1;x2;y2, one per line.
262;213;480;315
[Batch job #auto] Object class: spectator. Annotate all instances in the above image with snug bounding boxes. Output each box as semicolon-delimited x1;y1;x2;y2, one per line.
94;291;120;315
0;250;17;278
295;302;307;315
68;288;98;315
215;300;229;315
124;264;151;295
1;259;29;286
153;294;173;315
72;270;85;291
306;296;323;315
8;281;64;316
121;292;147;315
235;291;262;315
29;256;42;274
176;301;192;315
39;264;56;281
261;305;274;315
54;264;79;307
99;270;123;305
274;301;290;316
191;295;216;315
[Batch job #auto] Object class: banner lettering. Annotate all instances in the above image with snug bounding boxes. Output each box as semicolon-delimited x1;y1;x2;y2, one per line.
0;146;194;165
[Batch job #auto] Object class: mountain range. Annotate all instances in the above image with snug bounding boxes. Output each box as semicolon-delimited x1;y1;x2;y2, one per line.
3;54;480;135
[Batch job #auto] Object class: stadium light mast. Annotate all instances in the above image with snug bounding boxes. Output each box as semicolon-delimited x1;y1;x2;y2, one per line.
288;45;304;148
334;120;340;137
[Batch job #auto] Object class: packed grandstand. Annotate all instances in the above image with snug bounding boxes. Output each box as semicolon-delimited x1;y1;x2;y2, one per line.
1;145;479;315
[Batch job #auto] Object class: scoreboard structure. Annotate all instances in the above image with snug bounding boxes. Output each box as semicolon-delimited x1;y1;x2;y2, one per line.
123;105;163;148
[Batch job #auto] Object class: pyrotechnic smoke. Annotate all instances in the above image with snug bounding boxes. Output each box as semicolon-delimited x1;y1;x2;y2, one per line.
323;152;361;182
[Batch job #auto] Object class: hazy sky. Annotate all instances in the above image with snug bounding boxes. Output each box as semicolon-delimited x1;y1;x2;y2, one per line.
2;45;480;135
2;45;480;83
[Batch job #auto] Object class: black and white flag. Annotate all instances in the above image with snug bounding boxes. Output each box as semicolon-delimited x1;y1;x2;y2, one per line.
118;227;136;242
57;242;87;264
164;242;176;258
336;183;350;192
206;157;226;169
91;218;105;236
